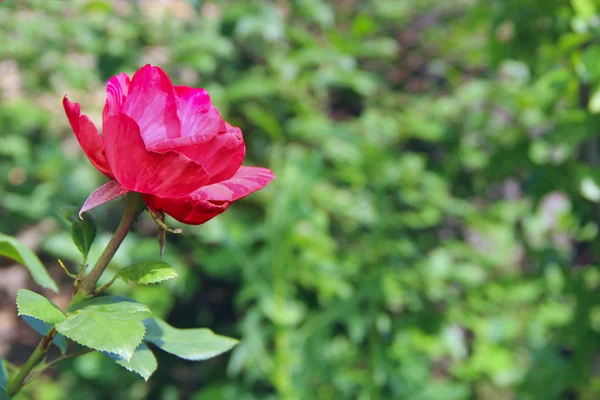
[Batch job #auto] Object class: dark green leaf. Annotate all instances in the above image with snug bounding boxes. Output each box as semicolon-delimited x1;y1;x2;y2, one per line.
22;316;68;354
0;387;10;400
144;318;238;361
119;261;178;285
106;343;157;381
60;206;97;258
56;296;151;361
0;234;58;292
0;358;7;389
16;289;65;325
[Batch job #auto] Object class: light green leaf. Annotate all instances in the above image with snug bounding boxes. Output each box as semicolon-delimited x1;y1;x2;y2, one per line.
589;86;600;114
0;358;7;389
572;0;596;18
106;343;157;381
119;261;178;285
0;234;58;292
60;206;97;258
56;296;151;361
581;177;600;202
144;318;238;361
21;316;68;354
0;387;10;400
16;289;65;325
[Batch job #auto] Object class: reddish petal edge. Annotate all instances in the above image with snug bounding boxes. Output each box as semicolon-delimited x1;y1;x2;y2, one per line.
191;166;275;202
80;180;130;217
63;96;113;178
147;166;275;225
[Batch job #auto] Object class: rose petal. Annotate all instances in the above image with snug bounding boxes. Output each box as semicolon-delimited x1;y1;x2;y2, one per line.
145;194;229;226
103;113;210;197
80;180;130;216
148;166;274;225
121;64;181;147
103;72;131;121
174;86;223;140
63;96;113;178
191;166;274;202
148;122;246;183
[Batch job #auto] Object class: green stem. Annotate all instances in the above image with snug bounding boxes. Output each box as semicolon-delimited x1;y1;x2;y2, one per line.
4;328;56;396
23;349;94;388
5;192;143;396
93;273;120;296
77;192;143;297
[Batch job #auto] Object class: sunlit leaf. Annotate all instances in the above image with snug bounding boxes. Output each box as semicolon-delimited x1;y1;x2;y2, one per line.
0;234;58;292
106;343;157;381
119;261;178;285
16;289;65;325
144;318;238;361
56;296;151;361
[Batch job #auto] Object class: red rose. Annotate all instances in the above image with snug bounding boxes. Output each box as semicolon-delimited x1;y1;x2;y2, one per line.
64;64;274;224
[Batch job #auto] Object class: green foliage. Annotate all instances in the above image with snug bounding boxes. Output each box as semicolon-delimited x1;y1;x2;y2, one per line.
118;261;178;285
4;0;600;398
56;297;151;361
0;388;10;400
16;289;65;325
60;207;97;260
144;318;238;361
0;234;58;292
105;344;157;381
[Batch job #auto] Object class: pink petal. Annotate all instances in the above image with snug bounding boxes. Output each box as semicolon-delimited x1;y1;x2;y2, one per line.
121;64;181;147
103;72;131;121
103;113;211;197
63;96;113;178
174;86;222;139
148;122;246;183
145;194;229;225
147;166;274;225
80;180;130;216
191;166;275;202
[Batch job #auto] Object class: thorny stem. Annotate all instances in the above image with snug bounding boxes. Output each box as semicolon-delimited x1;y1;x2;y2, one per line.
5;192;144;396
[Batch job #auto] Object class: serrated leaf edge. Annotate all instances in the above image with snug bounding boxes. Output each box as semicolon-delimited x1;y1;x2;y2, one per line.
119;263;178;285
122;272;178;285
113;359;152;381
108;346;157;381
16;289;66;325
56;323;146;362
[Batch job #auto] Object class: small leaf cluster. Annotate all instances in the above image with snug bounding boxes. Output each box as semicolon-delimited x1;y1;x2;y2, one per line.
13;289;237;382
0;211;238;393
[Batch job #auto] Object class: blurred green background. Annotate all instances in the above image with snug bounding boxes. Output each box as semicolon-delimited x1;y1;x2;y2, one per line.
3;0;600;399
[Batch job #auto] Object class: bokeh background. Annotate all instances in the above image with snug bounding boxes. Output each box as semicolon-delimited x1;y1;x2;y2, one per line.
2;0;600;399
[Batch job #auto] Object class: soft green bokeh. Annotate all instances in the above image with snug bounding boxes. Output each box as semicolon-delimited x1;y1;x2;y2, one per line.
2;0;600;399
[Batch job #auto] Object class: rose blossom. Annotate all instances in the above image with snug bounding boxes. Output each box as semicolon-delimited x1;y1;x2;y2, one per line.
63;64;274;224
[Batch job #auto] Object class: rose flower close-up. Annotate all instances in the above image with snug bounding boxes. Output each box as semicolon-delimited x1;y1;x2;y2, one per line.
63;64;274;225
